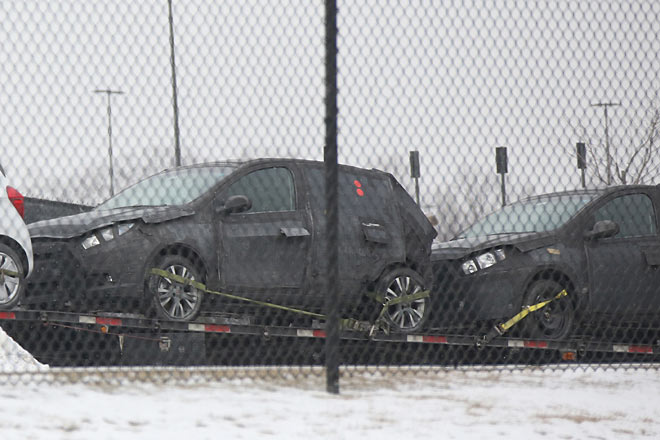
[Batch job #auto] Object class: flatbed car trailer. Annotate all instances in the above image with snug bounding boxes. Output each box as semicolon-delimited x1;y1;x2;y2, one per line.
0;308;658;366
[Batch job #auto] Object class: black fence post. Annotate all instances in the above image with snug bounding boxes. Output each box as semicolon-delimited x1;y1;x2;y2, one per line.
324;0;340;395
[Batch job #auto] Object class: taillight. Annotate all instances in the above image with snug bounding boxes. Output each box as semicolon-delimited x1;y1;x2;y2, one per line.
6;186;24;218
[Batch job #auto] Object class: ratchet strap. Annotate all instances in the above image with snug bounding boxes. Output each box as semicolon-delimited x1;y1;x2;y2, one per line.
477;289;568;348
0;268;20;278
150;268;428;334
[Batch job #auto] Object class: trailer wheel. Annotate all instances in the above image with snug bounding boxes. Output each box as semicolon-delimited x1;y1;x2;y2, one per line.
521;279;574;340
147;255;204;322
0;243;25;310
377;268;429;333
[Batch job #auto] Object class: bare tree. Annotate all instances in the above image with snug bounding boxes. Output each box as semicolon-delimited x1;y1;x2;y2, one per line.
577;106;660;186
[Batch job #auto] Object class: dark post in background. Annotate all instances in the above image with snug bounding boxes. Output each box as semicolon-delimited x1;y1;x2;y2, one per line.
496;146;508;206
324;0;340;395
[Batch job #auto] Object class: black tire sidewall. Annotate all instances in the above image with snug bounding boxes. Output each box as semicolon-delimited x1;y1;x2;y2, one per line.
522;279;574;340
377;267;430;333
0;243;25;310
147;255;204;322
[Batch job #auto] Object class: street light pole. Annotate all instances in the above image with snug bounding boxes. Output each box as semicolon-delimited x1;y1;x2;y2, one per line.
94;89;124;197
590;101;620;186
167;0;182;167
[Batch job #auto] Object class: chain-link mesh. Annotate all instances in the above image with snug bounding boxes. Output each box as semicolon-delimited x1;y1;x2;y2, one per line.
1;1;660;389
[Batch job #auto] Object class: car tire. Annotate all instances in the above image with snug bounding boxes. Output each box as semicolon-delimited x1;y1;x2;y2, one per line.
0;243;25;310
521;279;575;340
377;267;430;333
146;254;204;322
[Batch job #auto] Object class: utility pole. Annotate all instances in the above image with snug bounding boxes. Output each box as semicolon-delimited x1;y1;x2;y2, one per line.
590;101;620;186
168;0;182;166
94;89;124;197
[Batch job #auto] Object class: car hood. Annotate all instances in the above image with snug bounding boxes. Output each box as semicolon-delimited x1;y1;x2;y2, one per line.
431;231;557;260
28;205;195;239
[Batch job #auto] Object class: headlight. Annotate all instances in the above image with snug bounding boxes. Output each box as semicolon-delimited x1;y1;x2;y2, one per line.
81;223;135;250
461;248;506;275
476;252;497;269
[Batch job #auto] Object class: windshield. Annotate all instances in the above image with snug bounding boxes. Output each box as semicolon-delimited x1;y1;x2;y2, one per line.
456;194;597;239
97;165;236;210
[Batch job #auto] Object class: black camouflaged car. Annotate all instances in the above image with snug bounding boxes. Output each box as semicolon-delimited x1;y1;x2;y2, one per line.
431;186;660;340
27;159;436;332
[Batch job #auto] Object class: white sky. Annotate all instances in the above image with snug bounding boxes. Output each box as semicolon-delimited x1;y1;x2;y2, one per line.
2;1;660;224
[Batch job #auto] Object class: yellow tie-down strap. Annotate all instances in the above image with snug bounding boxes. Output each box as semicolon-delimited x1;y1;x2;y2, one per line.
150;268;425;333
0;268;20;278
497;289;568;334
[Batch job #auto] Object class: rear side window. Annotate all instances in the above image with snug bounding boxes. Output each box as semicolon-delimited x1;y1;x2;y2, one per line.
225;167;295;213
594;193;656;238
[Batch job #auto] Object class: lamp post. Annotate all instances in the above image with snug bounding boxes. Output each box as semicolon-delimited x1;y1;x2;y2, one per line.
167;0;182;166
590;101;620;186
94;89;124;196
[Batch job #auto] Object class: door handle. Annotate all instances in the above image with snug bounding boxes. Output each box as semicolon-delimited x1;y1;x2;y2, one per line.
280;227;310;237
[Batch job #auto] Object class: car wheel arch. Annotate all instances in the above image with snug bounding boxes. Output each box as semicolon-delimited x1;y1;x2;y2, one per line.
143;243;209;287
0;236;29;274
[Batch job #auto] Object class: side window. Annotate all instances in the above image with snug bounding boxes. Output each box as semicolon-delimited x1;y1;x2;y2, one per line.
225;167;295;213
594;194;656;238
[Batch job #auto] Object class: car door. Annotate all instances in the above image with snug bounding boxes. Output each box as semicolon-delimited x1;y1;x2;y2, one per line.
585;191;660;315
217;165;311;304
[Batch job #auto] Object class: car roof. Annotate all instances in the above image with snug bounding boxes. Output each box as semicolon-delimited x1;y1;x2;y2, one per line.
164;158;390;177
519;185;659;203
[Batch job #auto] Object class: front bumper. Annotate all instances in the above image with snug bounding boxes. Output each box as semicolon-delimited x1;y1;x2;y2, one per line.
26;232;153;307
431;259;535;324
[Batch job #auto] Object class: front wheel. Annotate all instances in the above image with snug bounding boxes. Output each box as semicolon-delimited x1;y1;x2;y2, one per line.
0;243;25;310
146;255;204;322
521;279;575;340
377;268;430;333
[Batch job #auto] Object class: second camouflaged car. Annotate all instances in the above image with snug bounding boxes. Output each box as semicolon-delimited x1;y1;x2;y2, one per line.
431;186;660;340
27;159;436;332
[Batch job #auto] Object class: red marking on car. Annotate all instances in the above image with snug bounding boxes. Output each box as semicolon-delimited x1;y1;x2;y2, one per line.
422;335;448;344
0;312;16;320
524;340;548;348
96;317;122;326
205;324;231;333
628;345;653;354
356;189;364;197
6;186;24;218
313;330;326;338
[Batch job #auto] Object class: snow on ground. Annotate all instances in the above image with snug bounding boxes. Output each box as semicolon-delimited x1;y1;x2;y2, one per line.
0;327;659;439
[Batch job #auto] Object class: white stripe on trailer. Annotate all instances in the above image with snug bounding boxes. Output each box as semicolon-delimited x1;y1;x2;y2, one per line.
297;329;315;338
79;316;96;324
407;335;424;343
613;345;628;353
188;323;205;332
508;340;525;348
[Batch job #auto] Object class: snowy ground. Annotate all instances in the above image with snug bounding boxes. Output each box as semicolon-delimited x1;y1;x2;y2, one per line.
1;327;659;439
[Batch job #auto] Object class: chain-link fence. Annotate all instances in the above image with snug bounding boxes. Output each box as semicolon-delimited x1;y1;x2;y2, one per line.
1;0;660;391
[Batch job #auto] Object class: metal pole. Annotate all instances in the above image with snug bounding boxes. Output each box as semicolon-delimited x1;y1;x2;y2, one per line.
94;89;124;196
324;0;339;395
500;173;506;207
590;102;620;186
168;0;182;167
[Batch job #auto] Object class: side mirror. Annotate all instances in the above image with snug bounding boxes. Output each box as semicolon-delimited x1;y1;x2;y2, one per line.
216;195;251;215
584;219;619;241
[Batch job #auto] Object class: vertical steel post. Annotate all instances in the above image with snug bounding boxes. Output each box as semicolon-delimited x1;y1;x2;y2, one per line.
168;0;182;167
324;0;340;395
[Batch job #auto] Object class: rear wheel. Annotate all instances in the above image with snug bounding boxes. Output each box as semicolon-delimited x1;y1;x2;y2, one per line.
147;254;204;322
0;243;25;310
377;268;430;333
521;279;574;340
